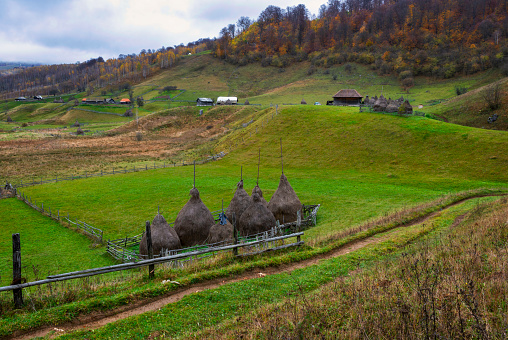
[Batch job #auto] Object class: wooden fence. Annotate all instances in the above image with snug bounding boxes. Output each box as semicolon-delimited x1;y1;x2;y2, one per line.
0;231;304;296
107;205;320;264
10;152;226;189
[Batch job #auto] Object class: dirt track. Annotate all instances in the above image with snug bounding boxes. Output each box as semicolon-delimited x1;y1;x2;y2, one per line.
11;194;505;340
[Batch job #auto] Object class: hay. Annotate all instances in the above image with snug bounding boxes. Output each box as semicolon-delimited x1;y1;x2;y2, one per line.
72;120;80;127
225;180;251;223
252;184;268;207
301;98;307;104
76;127;84;135
174;187;215;247
6;115;13;122
123;109;133;117
238;192;276;236
139;213;182;256
207;220;233;244
267;173;302;223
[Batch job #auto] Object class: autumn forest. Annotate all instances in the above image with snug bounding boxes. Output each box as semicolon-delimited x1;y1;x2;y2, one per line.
2;0;508;98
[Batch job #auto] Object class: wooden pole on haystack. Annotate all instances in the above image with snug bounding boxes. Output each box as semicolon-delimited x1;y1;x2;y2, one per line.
241;166;243;182
280;138;284;174
257;148;261;186
146;221;154;279
193;161;196;188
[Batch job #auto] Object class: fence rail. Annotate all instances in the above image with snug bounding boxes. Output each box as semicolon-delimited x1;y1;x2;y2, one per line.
0;231;304;293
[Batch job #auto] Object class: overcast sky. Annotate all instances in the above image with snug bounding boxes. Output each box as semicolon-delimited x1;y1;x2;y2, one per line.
0;0;325;64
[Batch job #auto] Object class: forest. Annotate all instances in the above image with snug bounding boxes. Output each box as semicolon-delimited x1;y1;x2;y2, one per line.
215;0;508;82
1;0;507;99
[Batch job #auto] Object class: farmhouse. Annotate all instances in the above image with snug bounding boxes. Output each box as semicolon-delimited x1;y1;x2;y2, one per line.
82;98;105;104
120;98;132;105
216;96;238;105
196;98;214;106
332;89;363;106
15;96;27;101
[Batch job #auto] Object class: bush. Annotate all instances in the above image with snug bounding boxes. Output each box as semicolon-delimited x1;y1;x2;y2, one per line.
455;85;468;96
399;70;413;80
402;77;414;89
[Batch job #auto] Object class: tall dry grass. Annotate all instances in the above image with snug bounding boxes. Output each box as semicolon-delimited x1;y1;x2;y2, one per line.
203;197;508;339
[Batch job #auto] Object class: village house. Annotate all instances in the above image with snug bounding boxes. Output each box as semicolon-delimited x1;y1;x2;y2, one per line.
120;98;132;105
196;98;214;106
216;96;238;105
331;89;363;106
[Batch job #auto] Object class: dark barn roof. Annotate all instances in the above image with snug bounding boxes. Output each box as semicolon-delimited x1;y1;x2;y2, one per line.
333;89;363;98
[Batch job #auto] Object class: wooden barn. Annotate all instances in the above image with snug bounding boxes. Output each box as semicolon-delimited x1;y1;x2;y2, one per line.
332;89;363;106
120;98;132;105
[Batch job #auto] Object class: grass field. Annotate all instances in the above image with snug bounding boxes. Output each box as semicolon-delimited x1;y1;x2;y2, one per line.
0;198;114;286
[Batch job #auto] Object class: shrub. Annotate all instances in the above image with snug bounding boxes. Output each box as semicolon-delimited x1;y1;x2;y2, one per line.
455;85;468;96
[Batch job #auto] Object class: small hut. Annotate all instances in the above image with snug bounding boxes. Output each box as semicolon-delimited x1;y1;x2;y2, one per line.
6;115;13;122
252;185;268;207
225;180;251;223
238;192;276;236
267;173;302;224
174;187;215;247
301;98;307;105
139;213;182;256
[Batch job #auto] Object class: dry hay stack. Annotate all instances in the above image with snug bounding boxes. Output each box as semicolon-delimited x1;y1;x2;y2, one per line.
385;101;399;113
174;187;215;247
244;99;250;105
301;98;307;105
6;115;13;122
252;184;268;207
140;213;181;256
373;95;388;112
267;173;303;224
225;180;251;223
123;109;133;117
72;119;80;127
76;127;84;135
207;220;233;244
401;100;413;114
238;192;276;236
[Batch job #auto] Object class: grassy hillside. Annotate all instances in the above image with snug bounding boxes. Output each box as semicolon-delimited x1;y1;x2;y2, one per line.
19;106;508;242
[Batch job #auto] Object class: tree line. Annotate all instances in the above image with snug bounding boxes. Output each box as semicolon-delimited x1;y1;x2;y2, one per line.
214;0;508;81
0;40;213;99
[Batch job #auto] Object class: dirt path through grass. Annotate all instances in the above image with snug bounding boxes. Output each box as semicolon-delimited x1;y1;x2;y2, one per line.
12;194;505;340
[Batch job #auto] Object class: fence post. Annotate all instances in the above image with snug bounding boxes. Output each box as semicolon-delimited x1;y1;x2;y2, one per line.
297;210;301;243
56;176;58;182
232;213;238;256
85;171;87;178
146;221;154;279
101;170;103;176
40;177;42;184
12;233;23;308
145;164;147;170
113;168;115;175
41;203;44;212
57;209;60;220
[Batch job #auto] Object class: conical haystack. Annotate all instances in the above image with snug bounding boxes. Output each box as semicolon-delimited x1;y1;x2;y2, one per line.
139;213;182;256
207;219;234;244
238;192;276;236
267;173;302;223
252;184;268;207
76;127;84;135
72;119;80;127
225;180;251;223
301;98;307;105
6;115;13;122
174;187;214;247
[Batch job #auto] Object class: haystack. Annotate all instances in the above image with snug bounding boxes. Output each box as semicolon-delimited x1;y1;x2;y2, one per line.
123;109;133;117
301;98;307;105
225;180;251;223
207;218;234;244
244;99;250;105
238;192;276;236
373;95;388;112
139;213;181;256
252;184;268;207
385;100;399;113
6;115;12;122
72;119;80;127
76;127;84;135
400;100;413;115
174;187;215;247
267;173;302;223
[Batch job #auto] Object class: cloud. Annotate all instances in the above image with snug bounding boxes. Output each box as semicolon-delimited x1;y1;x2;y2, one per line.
0;0;325;64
